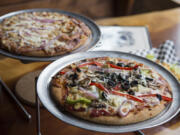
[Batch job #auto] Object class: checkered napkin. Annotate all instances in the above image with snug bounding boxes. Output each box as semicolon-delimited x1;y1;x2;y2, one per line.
130;40;180;65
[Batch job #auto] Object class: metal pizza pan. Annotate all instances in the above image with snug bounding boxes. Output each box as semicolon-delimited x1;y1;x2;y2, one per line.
0;8;101;62
37;51;180;133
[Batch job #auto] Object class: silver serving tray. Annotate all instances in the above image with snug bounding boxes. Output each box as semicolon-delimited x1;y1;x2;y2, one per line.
0;8;101;62
37;51;180;133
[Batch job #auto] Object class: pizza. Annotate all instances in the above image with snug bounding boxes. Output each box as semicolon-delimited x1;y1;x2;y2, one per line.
51;57;172;125
0;12;91;56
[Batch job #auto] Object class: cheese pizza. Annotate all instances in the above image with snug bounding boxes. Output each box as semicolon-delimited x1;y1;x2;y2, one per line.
0;12;91;56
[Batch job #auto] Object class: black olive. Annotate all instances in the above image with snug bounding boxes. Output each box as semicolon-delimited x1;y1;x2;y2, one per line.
99;76;104;81
67;82;76;87
117;62;125;67
156;94;162;101
102;92;108;100
121;81;130;90
125;64;130;68
111;73;117;81
125;63;135;67
105;73;110;78
135;74;142;79
76;67;81;72
128;90;135;95
71;73;78;80
118;74;123;81
107;80;116;87
145;77;153;81
130;80;138;87
82;59;87;62
95;71;104;74
90;102;106;108
118;74;126;81
108;61;114;64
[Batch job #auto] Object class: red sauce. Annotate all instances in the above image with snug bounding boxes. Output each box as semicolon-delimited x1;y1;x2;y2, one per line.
90;109;111;117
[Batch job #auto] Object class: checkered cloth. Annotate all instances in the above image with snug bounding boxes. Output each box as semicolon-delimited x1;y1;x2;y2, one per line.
130;40;180;65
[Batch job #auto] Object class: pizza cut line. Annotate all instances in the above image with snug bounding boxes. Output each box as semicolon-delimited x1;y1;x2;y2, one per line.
51;57;172;125
0;12;91;56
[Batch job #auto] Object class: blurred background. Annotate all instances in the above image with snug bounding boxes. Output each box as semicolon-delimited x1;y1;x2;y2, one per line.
0;0;179;19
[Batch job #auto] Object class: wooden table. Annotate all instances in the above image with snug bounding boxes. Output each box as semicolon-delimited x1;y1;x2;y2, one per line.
0;8;180;135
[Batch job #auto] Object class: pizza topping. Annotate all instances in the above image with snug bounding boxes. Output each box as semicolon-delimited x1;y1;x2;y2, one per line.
109;63;139;70
101;92;108;100
78;61;103;68
138;94;172;102
90;82;109;93
127;90;135;95
79;87;99;99
118;100;134;117
90;101;106;108
66;96;91;105
156;94;162;101
111;90;144;103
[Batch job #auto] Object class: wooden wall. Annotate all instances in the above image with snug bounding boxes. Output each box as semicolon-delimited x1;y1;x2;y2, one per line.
0;0;114;19
0;0;179;19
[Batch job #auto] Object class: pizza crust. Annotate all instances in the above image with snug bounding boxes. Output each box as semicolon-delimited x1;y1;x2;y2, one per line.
51;85;169;125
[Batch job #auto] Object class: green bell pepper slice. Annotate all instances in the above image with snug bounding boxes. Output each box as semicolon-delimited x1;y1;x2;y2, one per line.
66;96;91;105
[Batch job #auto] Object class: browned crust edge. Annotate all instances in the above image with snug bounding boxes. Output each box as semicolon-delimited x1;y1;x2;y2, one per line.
51;85;168;125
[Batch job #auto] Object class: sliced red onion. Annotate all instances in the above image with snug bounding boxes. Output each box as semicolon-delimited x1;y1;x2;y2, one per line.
28;27;43;34
64;71;72;76
65;44;74;49
54;34;61;40
87;66;124;74
88;65;103;72
42;34;62;47
71;32;80;40
71;18;80;25
118;100;134;117
39;40;46;49
155;79;164;85
79;87;99;99
33;18;56;23
24;31;31;36
19;30;31;37
106;68;123;73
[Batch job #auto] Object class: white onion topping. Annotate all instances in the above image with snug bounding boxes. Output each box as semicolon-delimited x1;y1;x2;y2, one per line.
118;100;134;117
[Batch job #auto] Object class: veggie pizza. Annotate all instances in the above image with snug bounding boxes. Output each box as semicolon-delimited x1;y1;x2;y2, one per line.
51;57;172;125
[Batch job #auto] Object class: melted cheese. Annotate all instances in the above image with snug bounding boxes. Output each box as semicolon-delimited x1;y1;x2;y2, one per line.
107;94;127;107
1;12;88;50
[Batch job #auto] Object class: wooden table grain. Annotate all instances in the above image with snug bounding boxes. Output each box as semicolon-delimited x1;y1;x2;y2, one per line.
0;8;180;135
